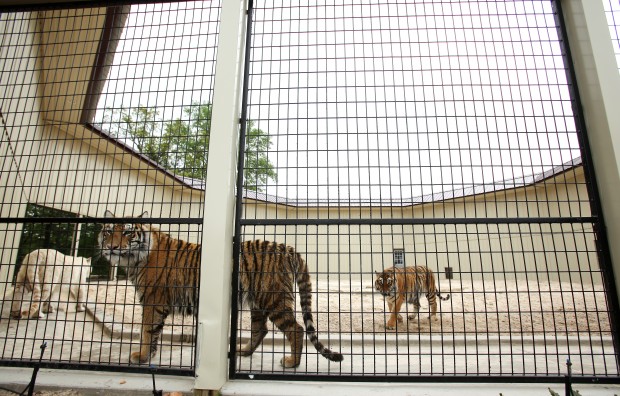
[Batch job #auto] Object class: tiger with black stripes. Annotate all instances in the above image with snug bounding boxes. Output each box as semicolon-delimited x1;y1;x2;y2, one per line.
374;265;450;330
98;211;343;367
238;239;343;367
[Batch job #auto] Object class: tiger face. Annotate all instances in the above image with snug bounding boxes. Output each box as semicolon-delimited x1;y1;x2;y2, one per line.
374;270;398;298
98;210;151;269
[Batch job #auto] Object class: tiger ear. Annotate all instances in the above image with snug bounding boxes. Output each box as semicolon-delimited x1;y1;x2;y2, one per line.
104;210;115;218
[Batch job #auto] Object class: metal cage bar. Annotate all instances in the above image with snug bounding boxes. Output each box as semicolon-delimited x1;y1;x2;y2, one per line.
230;0;620;382
0;0;221;375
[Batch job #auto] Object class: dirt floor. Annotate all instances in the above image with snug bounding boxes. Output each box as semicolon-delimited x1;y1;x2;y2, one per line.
0;390;82;396
91;276;611;336
0;276;613;393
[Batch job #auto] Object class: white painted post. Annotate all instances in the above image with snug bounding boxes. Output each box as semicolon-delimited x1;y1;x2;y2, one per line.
194;0;248;392
561;0;620;306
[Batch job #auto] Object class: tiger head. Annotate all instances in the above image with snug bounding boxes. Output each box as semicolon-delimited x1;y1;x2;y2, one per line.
98;210;152;270
374;270;398;298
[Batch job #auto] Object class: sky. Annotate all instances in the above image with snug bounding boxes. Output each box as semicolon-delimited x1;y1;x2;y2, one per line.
94;0;620;203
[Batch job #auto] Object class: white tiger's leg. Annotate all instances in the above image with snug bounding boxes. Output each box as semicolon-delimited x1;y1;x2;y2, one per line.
26;275;45;319
39;282;54;314
41;264;60;314
10;271;26;319
73;284;87;312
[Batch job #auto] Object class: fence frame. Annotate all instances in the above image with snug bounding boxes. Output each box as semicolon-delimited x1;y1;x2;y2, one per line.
0;0;619;393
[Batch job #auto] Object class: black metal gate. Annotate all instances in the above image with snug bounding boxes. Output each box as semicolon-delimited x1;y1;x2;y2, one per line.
230;0;620;383
0;1;221;375
1;0;619;386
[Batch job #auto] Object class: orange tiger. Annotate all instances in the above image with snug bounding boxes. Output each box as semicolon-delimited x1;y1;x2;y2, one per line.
98;211;200;364
238;240;343;367
374;265;450;329
99;211;343;367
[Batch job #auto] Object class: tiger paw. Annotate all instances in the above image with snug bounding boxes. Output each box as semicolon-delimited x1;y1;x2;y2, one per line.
42;305;56;314
397;314;404;323
280;356;300;368
10;310;21;319
130;351;150;364
24;310;44;319
237;345;254;357
386;321;397;330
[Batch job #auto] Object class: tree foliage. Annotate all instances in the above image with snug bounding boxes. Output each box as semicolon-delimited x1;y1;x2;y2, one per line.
102;103;276;191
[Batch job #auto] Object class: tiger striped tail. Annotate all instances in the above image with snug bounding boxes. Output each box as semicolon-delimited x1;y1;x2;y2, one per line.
293;251;344;363
437;291;450;301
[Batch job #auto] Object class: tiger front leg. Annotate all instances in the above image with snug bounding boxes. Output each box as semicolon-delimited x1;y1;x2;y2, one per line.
238;310;268;357
386;297;405;330
131;303;169;364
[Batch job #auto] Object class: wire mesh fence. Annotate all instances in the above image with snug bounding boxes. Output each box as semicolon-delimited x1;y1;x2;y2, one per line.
0;0;618;384
603;0;620;70
232;222;615;378
0;1;220;374
231;0;620;381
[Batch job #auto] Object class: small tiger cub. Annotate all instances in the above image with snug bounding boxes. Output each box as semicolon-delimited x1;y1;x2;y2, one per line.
374;265;450;329
10;248;91;319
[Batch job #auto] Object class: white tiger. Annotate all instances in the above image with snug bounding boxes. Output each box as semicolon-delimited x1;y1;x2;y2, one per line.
10;249;91;319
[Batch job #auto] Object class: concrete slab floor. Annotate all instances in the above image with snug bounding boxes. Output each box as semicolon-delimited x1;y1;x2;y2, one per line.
0;367;194;395
2;374;620;396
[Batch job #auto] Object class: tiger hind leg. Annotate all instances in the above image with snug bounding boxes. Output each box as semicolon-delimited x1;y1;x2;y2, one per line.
70;283;87;312
10;276;26;319
41;283;57;314
407;295;421;322
25;275;47;319
270;309;304;368
238;310;268;357
428;293;438;321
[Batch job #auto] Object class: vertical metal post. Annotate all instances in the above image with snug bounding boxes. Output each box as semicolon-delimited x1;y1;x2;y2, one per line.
558;0;620;369
560;0;620;307
229;0;254;379
195;0;249;392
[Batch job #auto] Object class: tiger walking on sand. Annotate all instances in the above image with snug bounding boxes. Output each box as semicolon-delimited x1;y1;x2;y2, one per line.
98;211;343;367
374;265;450;329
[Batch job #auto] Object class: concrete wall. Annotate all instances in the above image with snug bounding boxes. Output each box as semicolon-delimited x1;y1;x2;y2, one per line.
0;12;42;295
242;166;594;284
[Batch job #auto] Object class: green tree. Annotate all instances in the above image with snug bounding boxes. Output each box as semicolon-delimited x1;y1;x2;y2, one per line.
243;120;278;191
103;105;165;164
102;102;277;191
160;103;212;180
